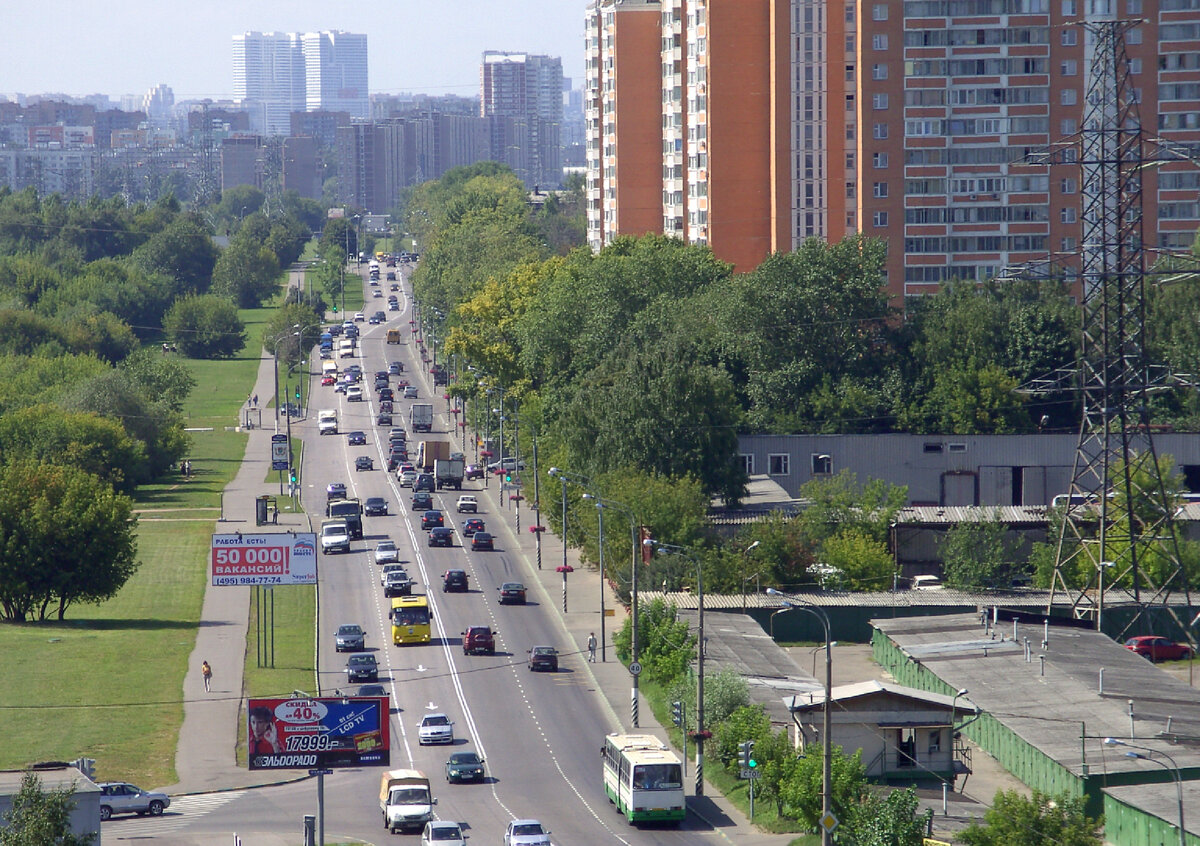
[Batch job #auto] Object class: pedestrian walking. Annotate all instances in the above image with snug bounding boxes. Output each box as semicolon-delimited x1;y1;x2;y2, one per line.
201;660;212;692
252;393;258;407
587;632;597;663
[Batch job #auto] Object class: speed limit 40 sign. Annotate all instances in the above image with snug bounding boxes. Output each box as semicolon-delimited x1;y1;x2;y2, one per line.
211;533;318;586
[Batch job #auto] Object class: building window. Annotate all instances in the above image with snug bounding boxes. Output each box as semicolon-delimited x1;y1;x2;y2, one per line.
928;729;942;754
1061;60;1077;76
1061;177;1077;193
873;3;889;19
740;454;754;475
873;122;888;139
847;182;856;198
1061;236;1077;251
1126;0;1141;11
812;454;833;475
873;151;889;168
873;92;889;110
1061;118;1078;135
768;454;790;476
1129;58;1141;75
1061;89;1077;106
1061;28;1078;46
873;182;888;198
923;442;944;454
872;34;888;50
948;443;967;453
873;210;889;227
872;63;888;80
1062;0;1077;12
1061;207;1077;223
1127;28;1141;44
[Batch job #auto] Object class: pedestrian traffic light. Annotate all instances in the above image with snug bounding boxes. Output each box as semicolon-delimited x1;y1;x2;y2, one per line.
671;700;684;727
739;740;756;769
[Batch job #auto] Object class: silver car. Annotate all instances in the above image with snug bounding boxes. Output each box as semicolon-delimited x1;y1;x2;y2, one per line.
98;783;171;820
504;819;550;846
421;821;466;846
375;540;400;565
334;623;365;652
417;713;455;745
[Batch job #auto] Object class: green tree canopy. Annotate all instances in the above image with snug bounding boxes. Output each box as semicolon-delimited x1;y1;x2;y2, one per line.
162;294;246;359
958;790;1102;846
0;405;147;492
0;772;95;845
209;237;282;307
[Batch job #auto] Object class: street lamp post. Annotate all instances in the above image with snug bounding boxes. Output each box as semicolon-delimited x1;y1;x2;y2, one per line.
645;540;706;796
1104;738;1186;846
740;540;761;613
548;468;570;612
595;497;641;726
768;588;833;846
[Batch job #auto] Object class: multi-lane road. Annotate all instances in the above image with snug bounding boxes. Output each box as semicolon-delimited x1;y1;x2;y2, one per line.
101;264;740;845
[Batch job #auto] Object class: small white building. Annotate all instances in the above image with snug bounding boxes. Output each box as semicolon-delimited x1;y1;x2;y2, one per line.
0;765;101;842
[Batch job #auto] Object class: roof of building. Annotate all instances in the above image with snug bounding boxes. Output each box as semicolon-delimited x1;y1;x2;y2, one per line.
785;679;977;715
644;587;1175;611
872;614;1200;778
894;505;1049;525
709;474;803;523
1103;782;1200;836
0;766;99;794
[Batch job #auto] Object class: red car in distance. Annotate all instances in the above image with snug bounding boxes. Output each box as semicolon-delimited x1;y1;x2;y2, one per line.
1125;636;1193;662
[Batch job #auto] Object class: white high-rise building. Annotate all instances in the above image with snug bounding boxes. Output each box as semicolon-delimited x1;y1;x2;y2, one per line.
233;31;367;136
142;84;174;128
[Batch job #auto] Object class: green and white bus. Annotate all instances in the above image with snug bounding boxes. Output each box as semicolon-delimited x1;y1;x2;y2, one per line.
602;733;685;825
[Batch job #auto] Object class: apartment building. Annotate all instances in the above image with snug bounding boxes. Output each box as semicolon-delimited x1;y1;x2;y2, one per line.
586;0;1200;298
481;51;565;188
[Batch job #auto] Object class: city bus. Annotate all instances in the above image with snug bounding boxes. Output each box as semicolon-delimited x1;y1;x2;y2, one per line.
390;595;431;645
602;734;685;825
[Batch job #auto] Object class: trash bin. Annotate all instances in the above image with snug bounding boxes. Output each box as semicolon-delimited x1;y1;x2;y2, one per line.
256;495;269;526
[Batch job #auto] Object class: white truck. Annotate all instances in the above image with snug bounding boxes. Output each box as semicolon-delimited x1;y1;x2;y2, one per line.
379;769;435;834
339;338;355;358
320;519;350;554
410;403;433;433
318;409;338;435
435;458;465;490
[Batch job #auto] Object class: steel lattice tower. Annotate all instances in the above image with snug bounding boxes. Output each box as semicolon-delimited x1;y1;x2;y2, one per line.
1045;20;1193;634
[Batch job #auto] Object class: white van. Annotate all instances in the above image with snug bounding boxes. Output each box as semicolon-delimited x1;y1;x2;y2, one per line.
339;339;355;358
322;361;338;378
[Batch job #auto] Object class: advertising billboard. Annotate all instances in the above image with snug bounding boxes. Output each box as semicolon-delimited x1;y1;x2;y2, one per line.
211;533;318;586
247;696;390;770
271;433;289;471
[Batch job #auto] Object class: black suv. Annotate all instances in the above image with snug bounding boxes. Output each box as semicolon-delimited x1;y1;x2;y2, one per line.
442;569;468;592
414;473;435;493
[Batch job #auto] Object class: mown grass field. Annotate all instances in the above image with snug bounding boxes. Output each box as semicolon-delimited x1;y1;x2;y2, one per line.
0;279;319;785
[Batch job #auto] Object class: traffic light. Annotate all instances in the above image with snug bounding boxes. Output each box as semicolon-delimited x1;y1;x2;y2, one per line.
72;757;96;780
332;304;338;313
290;468;298;485
738;740;756;769
295;387;301;400
671;700;684;727
504;471;513;483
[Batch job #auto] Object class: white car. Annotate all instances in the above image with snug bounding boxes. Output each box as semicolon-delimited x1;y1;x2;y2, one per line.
421;821;466;846
455;496;478;513
398;469;418;487
417;713;455;745
354;311;366;322
380;562;409;587
347;385;363;402
375;540;399;565
504;820;550;846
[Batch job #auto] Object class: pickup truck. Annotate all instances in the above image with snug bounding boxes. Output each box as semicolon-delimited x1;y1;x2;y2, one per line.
379;770;435;834
455;495;478;514
320;520;350;554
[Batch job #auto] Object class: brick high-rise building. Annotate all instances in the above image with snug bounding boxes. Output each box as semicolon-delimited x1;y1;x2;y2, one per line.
586;0;1200;297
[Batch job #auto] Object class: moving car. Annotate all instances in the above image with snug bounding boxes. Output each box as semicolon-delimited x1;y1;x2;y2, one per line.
321;374;337;386
326;482;347;500
377;412;393;425
347;385;363;402
389;362;404;374
399;469;418;487
417;713;455;745
354;312;366;322
464;464;485;481
411;492;433;511
357;683;387;697
461;626;495;656
364;496;389;516
403;386;419;399
470;531;494;551
1125;636;1193;661
527;646;558;672
97;783;171;820
347;430;367;446
384;569;414;597
498;582;526;605
445;751;485;783
334;623;365;652
422;821;466;846
455;495;478;513
504;820;551;846
380;563;410;587
422;510;445;530
462;518;485;537
428;527;454;548
355;455;374;471
375;540;399;565
414;473;435;493
346;653;378;682
380;400;394;413
442;569;468;592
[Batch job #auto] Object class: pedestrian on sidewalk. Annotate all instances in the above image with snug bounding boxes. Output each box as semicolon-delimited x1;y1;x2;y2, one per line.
201;660;212;692
588;632;597;663
252;393;258;407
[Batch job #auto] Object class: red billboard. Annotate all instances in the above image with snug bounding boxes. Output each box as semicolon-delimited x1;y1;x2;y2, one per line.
247;695;390;770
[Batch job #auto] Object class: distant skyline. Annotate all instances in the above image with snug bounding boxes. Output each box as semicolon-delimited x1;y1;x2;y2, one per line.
0;1;587;102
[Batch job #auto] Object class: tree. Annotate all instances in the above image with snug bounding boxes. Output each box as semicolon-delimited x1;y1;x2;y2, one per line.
0;405;148;493
958;790;1102;846
130;214;218;295
611;597;694;685
797;471;907;548
777;745;870;831
209;237;282;307
845;787;930;846
940;518;1025;589
0;771;95;846
162;294;246;358
820;528;895;591
0;461;138;621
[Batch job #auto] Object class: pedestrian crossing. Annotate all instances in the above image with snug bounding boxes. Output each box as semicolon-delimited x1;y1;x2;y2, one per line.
101;790;245;840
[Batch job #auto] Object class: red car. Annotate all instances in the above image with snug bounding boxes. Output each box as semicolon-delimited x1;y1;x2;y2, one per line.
321;374;337;386
462;626;495;655
1125;636;1193;662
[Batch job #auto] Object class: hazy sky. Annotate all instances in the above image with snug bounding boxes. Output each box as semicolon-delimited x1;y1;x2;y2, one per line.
0;1;588;102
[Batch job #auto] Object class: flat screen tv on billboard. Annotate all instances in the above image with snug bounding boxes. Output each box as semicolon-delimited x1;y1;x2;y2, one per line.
247;695;390;770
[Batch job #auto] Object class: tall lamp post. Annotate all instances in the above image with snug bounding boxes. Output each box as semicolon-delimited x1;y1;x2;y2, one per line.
768;588;834;846
585;494;640;720
548;468;571;612
645;540;707;796
552;470;607;661
1104;738;1186;846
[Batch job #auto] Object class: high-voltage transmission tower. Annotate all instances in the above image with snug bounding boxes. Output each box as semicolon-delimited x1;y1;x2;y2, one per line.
1029;20;1194;637
194;103;218;206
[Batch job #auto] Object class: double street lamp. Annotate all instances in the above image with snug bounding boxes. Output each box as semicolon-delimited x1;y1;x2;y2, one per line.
1104;738;1186;846
584;493;640;725
768;588;834;846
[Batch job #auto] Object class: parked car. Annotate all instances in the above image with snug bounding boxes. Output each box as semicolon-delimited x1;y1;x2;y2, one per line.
455;495;478;513
364;496;389;516
527;646;558;673
412;492;434;511
334;623;365;652
442;569;468;592
1125;636;1193;661
422;510;445;530
462;518;485;537
97;783;171;820
498;582;526;605
346;652;378;682
461;626;495;655
417;713;455;745
428;527;454;548
504;820;551;846
470;531;494;551
445;751;485;783
355;455;374;471
375;540;399;565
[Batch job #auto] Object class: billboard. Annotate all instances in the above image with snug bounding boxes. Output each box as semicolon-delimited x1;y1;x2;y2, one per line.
271;433;289;471
211;533;318;586
247;696;390;770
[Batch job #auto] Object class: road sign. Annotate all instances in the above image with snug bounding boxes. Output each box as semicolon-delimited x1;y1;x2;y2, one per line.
308;768;333;776
628;661;642;676
271;434;289;470
739;768;761;780
211;533;318;586
818;812;839;833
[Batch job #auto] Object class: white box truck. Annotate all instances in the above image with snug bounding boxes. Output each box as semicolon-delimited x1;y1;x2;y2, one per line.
410;403;433;433
379;769;435;833
318;409;338;435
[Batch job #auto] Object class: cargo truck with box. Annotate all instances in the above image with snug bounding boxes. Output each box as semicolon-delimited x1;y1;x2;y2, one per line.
410;403;433;433
434;457;465;490
318;409;338;435
379;769;435;834
417;440;450;472
325;498;364;539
